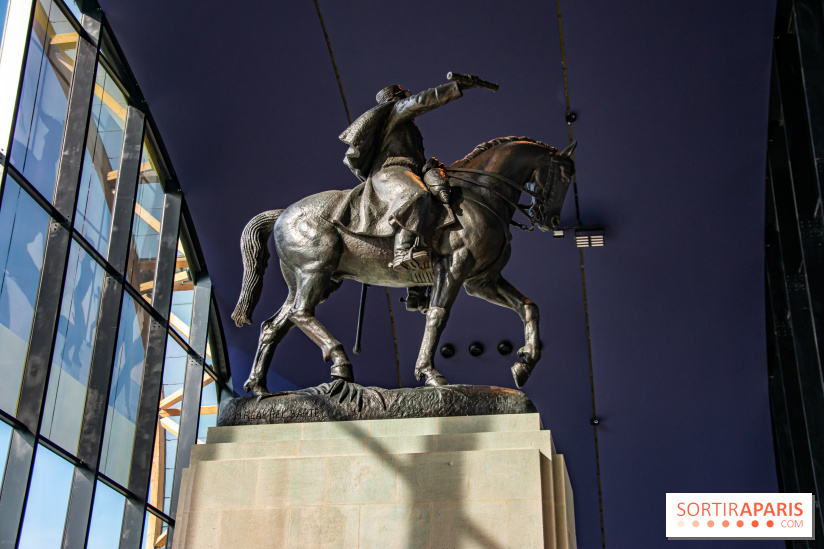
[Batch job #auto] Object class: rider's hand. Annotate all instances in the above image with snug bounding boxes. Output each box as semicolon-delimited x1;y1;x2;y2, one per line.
456;75;478;90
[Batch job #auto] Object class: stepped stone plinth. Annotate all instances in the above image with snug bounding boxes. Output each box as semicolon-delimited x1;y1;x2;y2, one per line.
174;413;576;549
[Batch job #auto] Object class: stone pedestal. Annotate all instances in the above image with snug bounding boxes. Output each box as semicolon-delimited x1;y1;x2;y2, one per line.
173;414;576;548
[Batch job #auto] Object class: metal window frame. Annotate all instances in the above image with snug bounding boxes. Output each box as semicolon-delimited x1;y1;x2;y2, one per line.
767;1;824;541
0;1;226;547
0;10;102;548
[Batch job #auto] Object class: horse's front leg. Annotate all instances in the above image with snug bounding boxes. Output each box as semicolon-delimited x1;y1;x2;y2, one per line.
464;275;540;388
414;252;474;386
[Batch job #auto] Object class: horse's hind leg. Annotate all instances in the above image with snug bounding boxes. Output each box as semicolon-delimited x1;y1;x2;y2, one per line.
244;264;297;395
288;271;353;382
465;275;541;388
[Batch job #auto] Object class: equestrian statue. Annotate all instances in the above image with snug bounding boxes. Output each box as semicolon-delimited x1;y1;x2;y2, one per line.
231;73;576;395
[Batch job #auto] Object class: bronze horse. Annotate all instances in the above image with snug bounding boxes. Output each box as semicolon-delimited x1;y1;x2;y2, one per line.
231;137;575;395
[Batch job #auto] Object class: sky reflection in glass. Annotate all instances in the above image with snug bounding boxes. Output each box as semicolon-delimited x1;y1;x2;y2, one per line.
148;335;185;515
40;239;104;453
74;64;127;257
17;445;73;548
87;481;126;549
198;371;217;444
126;141;163;304
100;292;150;486
0;178;50;415
10;0;77;200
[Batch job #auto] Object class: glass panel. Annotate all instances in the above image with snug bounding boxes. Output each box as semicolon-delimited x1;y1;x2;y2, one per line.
197;371;217;444
169;236;193;340
99;292;150;486
0;0;9;52
0;177;50;415
0;421;12;481
142;512;169;549
10;0;77;199
18;445;74;548
87;481;126;549
147;335;185;515
64;0;80;21
205;333;212;368
74;64;127;257
0;0;33;158
126;141;163;304
40;239;104;452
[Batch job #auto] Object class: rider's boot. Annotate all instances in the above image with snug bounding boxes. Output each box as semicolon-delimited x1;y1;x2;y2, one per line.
403;286;430;312
390;228;429;272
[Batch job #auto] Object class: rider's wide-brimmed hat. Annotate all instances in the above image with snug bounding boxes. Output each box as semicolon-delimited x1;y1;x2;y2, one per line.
375;85;407;104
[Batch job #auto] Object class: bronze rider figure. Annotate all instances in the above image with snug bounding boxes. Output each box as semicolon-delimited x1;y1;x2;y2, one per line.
339;78;480;271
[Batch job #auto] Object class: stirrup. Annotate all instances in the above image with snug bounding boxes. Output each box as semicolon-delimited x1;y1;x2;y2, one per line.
389;248;430;272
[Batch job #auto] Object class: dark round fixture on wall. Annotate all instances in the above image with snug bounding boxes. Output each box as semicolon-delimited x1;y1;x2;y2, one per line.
497;340;514;356
468;342;485;357
440;343;456;359
566;111;578;123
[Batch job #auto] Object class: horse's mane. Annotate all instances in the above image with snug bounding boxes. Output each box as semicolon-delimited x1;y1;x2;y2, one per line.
452;136;553;167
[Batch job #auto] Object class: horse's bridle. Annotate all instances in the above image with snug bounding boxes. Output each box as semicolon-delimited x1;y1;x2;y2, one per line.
444;159;567;231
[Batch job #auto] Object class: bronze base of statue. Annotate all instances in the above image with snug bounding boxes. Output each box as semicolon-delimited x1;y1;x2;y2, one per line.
217;381;536;427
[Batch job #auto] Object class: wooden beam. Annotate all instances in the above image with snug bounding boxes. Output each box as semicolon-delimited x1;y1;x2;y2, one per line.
139;271;190;294
169;312;190;338
158;408;181;418
132;203;187;257
155;530;167;547
147;421;166;512
200;406;217;415
134;203;161;232
158;373;213;410
93;83;126;121
159;417;179;437
50;32;78;49
158;389;183;410
107;161;153;182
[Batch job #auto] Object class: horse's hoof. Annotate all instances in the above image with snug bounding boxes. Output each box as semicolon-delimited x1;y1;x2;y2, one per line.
511;362;533;389
415;367;448;387
330;363;355;383
244;379;269;396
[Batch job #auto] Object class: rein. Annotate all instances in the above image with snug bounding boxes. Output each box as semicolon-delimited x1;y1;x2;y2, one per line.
444;167;537;231
444;167;538;198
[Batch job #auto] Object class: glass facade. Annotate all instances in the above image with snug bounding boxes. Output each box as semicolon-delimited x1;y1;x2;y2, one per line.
170;237;194;340
0;176;49;413
87;481;127;548
100;292;151;486
0;0;233;546
149;335;186;515
40;239;104;452
126;140;162;304
10;0;77;200
74;62;128;257
17;445;74;548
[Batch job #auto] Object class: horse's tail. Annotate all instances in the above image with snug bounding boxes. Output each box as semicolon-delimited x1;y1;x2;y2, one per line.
231;209;284;327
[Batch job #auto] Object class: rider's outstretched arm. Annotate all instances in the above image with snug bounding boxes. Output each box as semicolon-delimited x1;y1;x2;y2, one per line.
391;81;463;125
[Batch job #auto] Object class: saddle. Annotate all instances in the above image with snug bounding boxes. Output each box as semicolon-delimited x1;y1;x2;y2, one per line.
321;158;456;246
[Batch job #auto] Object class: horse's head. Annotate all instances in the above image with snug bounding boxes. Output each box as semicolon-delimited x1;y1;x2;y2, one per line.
525;141;576;232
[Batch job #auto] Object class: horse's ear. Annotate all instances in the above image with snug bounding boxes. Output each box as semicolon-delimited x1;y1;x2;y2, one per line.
560;141;577;158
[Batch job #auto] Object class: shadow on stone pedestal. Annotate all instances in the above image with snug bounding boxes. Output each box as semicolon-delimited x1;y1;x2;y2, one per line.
174;410;577;549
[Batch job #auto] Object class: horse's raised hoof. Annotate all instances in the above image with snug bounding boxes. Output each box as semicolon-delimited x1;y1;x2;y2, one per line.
415;367;448;387
330;363;355;383
512;362;533;389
